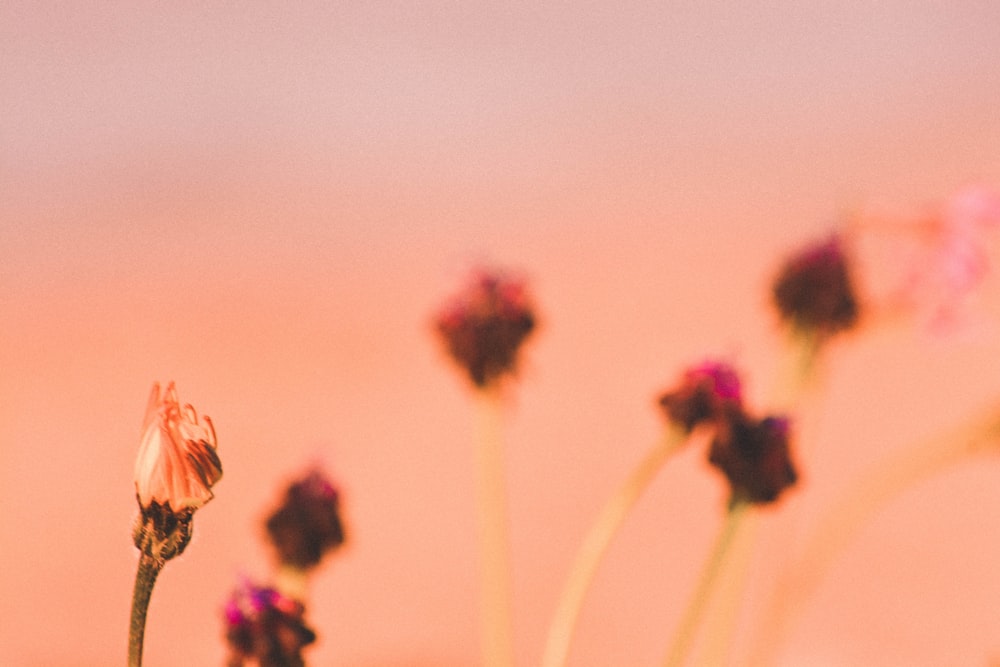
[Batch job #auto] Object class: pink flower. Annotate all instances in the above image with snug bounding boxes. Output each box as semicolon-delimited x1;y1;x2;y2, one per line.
134;382;222;511
857;186;1000;333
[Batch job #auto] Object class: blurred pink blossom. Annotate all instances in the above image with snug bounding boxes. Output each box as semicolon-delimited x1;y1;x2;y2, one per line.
852;186;1000;334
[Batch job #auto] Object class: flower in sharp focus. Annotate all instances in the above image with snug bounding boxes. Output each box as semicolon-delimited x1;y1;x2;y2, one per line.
708;409;797;505
134;382;222;511
772;234;860;337
434;268;537;388
265;467;346;571
223;579;317;667
657;360;743;433
132;382;222;561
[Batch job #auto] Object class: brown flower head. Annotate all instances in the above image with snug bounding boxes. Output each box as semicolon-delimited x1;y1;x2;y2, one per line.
708;410;797;505
134;382;222;511
657;360;743;433
265;468;346;571
223;579;317;667
772;234;859;336
435;268;536;388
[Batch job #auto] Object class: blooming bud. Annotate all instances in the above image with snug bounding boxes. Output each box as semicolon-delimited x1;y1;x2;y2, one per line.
772;235;859;336
657;361;743;433
435;269;537;388
132;382;222;561
265;468;346;571
134;382;222;511
223;580;317;667
708;409;798;505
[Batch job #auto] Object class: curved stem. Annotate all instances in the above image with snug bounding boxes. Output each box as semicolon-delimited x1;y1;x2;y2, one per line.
128;554;163;667
474;387;515;667
749;404;1000;666
541;430;686;667
662;501;748;667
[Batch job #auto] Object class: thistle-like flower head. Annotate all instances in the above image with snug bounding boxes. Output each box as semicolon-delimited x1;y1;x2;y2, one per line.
223;579;317;667
657;360;743;433
134;382;222;511
708;409;797;505
265;467;346;571
772;234;860;337
435;268;537;388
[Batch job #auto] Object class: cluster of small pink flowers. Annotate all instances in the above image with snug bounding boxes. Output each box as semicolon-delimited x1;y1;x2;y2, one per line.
435;268;537;388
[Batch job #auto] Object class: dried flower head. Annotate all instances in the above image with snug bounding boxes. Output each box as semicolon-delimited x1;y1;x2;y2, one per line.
265;468;346;571
134;382;222;511
772;235;859;337
435;268;537;388
708;410;797;505
657;361;743;433
223;580;317;667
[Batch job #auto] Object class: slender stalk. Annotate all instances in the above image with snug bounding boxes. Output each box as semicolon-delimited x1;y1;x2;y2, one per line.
274;564;310;603
696;333;824;665
128;554;163;667
541;429;686;667
662;501;748;667
748;404;1000;666
474;387;515;667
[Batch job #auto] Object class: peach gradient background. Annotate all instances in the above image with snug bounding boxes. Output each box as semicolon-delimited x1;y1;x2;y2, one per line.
3;3;1000;666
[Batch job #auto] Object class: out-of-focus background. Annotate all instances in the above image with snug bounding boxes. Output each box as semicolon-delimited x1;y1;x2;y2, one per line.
3;3;1000;666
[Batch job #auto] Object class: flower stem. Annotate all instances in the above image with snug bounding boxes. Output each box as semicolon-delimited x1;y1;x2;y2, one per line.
474;387;515;667
128;554;163;667
749;403;1000;666
541;429;686;667
662;501;748;667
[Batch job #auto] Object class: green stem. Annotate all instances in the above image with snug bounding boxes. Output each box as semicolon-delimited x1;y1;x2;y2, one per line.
662;502;748;667
748;404;1000;666
128;554;163;667
474;388;515;667
541;430;686;667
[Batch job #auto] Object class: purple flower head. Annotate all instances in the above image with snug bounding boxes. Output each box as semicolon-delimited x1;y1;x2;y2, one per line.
435;268;537;389
265;468;346;571
772;235;860;336
708;410;798;505
223;579;317;667
657;361;743;433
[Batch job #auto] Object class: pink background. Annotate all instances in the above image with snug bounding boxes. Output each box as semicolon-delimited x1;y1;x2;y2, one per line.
3;3;1000;666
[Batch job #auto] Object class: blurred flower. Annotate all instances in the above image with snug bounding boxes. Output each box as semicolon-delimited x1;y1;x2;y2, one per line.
223;580;316;667
266;468;346;571
657;360;743;433
134;381;222;511
435;268;537;388
708;410;797;505
772;235;859;337
896;186;1000;333
132;382;222;561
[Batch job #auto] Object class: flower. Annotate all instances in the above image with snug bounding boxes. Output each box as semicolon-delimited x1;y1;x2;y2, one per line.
435;268;537;388
134;382;222;511
223;579;317;667
265;468;346;571
657;360;743;433
708;410;797;505
898;186;1000;332
772;234;859;337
